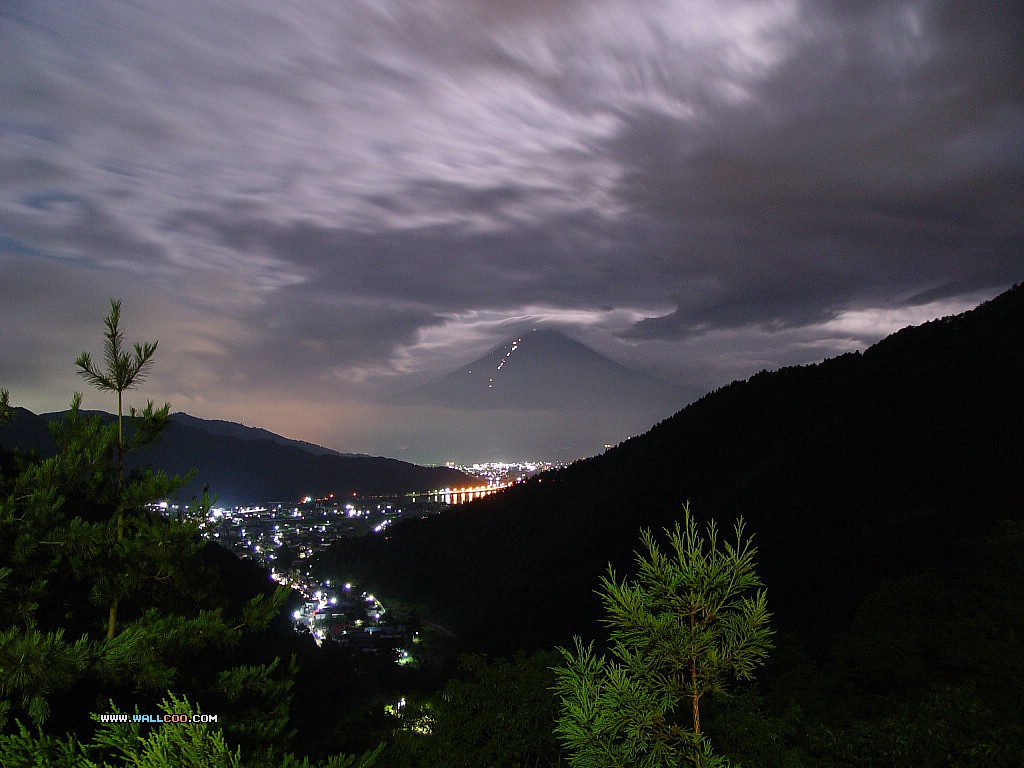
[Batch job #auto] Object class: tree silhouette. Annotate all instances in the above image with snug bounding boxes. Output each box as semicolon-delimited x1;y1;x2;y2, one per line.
74;300;167;639
553;505;773;767
0;302;389;766
74;299;158;483
1;304;281;732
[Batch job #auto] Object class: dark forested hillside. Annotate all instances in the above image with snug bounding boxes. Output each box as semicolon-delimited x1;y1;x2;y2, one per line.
316;284;1024;655
0;411;469;506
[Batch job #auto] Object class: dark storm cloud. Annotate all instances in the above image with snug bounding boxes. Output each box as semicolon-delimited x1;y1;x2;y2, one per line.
1;0;1021;459
165;204;664;311
609;1;1024;338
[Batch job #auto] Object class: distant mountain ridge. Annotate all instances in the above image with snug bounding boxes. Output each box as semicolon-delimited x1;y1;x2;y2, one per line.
320;283;1024;655
390;328;686;412
0;410;468;506
166;412;362;458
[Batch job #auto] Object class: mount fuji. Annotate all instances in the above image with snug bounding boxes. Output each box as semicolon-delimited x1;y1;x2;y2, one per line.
393;329;684;412
385;329;689;462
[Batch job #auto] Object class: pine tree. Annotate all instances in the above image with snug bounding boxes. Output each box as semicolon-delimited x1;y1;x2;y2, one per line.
1;392;94;729
552;505;773;768
0;303;285;736
73;299;176;640
2;302;388;767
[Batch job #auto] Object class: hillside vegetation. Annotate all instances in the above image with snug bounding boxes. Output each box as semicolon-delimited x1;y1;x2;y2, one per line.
318;284;1024;655
312;286;1024;766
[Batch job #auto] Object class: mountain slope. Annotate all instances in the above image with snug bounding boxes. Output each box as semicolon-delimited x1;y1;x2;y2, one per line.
384;328;690;461
391;328;686;412
167;412;362;457
0;411;469;506
318;284;1024;654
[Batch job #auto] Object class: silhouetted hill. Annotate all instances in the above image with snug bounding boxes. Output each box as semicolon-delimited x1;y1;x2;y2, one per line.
168;412;366;457
317;284;1024;655
0;406;53;456
0;411;469;506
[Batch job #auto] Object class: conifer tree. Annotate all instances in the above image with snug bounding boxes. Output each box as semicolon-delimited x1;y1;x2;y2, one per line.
1;393;94;729
0;302;287;741
2;301;389;767
553;505;773;768
74;299;164;639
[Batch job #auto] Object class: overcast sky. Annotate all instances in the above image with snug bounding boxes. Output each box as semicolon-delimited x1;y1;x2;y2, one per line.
2;1;1021;463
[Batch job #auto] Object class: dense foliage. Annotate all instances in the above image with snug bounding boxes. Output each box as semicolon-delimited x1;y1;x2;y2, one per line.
357;522;1024;767
380;651;564;768
0;303;380;768
553;509;773;767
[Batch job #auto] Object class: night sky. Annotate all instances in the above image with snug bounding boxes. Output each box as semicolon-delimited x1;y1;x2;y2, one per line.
2;1;1021;463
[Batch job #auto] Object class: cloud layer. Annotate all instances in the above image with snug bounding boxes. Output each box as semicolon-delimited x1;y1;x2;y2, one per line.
2;0;1021;462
